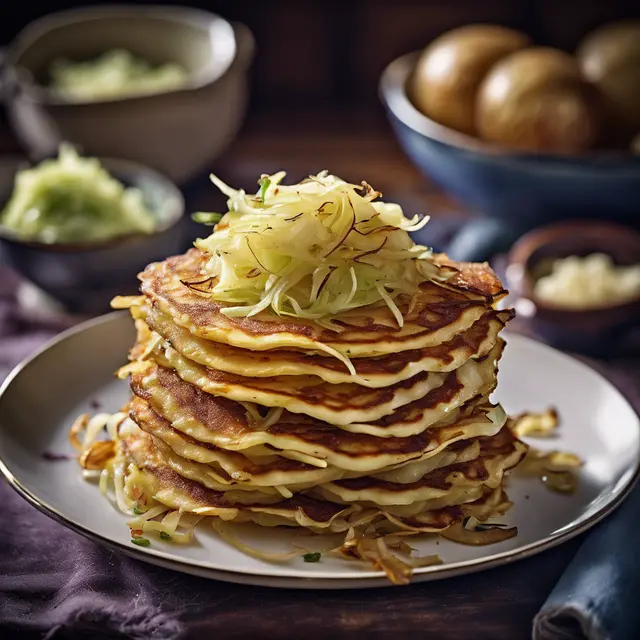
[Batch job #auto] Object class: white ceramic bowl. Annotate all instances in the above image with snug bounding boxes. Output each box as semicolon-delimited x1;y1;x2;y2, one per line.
3;5;254;184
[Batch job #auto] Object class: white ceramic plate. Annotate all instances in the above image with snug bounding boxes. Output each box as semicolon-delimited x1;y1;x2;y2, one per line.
0;312;638;589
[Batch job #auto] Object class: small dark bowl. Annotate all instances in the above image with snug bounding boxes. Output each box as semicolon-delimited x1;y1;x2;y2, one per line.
0;156;185;314
379;52;640;229
505;220;640;356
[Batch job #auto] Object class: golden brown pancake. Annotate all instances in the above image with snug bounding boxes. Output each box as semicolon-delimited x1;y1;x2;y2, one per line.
134;338;503;430
129;395;345;490
316;427;527;510
139;249;504;358
145;303;512;387
117;418;496;534
120;418;348;525
129;362;506;473
129;395;502;496
154;341;447;425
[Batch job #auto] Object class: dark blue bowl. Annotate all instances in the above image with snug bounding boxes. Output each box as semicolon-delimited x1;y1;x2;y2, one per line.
380;52;640;230
0;156;185;314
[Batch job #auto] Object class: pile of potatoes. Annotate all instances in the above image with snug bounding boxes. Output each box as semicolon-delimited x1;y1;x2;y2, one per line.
411;21;640;153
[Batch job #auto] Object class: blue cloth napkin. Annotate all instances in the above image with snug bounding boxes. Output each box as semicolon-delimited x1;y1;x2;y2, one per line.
533;482;640;640
531;356;640;640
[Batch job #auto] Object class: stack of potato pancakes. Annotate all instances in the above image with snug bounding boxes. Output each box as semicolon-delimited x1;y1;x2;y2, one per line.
75;172;528;578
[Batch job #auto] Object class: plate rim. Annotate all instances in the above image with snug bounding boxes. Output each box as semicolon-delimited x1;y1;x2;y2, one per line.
1;312;639;589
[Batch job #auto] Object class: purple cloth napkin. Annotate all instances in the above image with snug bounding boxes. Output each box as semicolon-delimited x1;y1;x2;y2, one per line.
0;481;185;640
0;265;192;639
0;268;78;381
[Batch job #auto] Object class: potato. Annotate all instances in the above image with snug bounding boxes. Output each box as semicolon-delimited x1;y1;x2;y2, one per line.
577;21;640;147
411;24;530;135
476;47;601;152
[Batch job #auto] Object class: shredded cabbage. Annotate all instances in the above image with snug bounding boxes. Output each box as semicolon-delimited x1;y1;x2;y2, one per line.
0;144;156;243
49;49;188;102
511;408;558;438
194;171;448;326
241;404;284;431
211;520;308;562
440;520;517;546
514;447;582;494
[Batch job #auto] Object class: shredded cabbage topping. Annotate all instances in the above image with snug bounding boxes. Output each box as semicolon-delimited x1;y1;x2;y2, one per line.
193;171;447;326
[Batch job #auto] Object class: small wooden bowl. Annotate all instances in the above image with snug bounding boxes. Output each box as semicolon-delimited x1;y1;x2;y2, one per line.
505;220;640;355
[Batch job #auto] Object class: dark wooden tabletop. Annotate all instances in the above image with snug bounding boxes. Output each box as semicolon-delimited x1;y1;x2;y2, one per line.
1;108;639;640
207;109;463;214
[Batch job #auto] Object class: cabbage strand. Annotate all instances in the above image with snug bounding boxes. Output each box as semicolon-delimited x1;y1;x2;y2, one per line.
194;171;446;326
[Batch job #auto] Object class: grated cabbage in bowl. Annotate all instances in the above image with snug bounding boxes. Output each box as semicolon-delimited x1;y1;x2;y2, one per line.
1;145;156;244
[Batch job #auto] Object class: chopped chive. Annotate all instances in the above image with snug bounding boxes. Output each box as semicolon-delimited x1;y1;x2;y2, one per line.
303;552;322;563
132;507;143;515
131;537;151;547
259;177;271;203
191;212;223;226
159;531;172;541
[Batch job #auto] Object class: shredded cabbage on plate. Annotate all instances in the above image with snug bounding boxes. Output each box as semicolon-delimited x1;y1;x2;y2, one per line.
193;171;449;325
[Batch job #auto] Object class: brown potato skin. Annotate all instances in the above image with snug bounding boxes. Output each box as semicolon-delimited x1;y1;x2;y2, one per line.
577;20;640;148
476;47;601;153
411;24;531;135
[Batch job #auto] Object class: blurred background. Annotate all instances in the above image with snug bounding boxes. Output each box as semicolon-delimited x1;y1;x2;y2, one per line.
0;0;639;359
4;0;639;120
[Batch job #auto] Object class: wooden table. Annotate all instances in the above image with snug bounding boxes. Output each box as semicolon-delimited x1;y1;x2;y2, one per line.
206;109;463;213
1;108;638;640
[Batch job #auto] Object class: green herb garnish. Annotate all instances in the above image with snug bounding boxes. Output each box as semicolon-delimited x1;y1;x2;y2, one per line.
159;531;172;541
132;506;143;515
131;537;151;547
303;552;322;563
258;177;271;203
191;212;223;226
